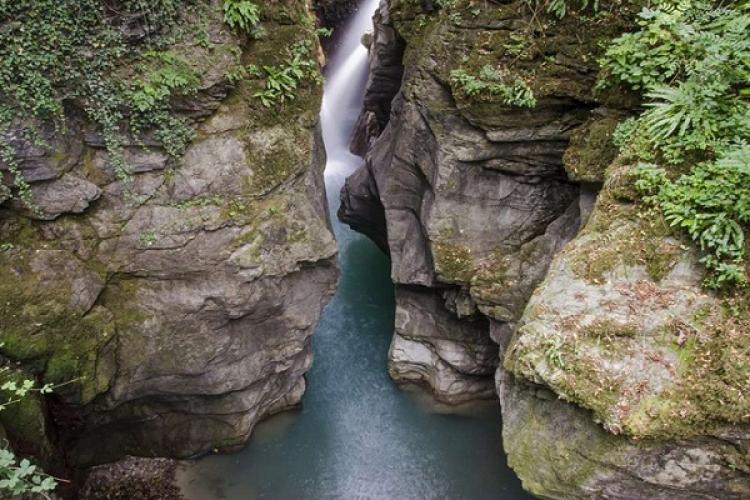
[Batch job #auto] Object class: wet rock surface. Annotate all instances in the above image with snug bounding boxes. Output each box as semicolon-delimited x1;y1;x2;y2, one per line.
349;2;405;156
339;0;591;403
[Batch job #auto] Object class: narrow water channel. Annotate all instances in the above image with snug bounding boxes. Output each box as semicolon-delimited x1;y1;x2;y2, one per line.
179;2;529;497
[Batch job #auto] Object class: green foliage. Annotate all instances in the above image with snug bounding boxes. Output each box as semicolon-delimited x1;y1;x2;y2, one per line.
0;451;57;498
254;41;321;107
223;0;260;32
533;0;598;19
600;1;750;91
449;65;537;108
225;64;262;84
127;51;199;157
602;1;750;288
0;368;59;498
0;0;196;203
127;52;198;113
636;148;750;289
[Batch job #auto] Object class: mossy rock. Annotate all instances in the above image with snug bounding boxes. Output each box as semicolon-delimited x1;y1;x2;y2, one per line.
0;367;53;459
501;375;750;498
432;240;475;284
563;113;623;183
506;162;750;439
0;247;115;406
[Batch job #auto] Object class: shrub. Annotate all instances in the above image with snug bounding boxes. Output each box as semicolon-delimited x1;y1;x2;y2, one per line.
449;65;537;108
0;374;59;497
602;0;750;288
637;148;750;288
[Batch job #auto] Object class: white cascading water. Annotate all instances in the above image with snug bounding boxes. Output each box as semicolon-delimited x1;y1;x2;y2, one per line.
179;1;528;496
321;0;380;178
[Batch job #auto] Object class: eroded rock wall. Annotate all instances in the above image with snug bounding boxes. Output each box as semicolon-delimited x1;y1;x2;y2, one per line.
339;0;612;403
340;0;749;496
0;0;337;469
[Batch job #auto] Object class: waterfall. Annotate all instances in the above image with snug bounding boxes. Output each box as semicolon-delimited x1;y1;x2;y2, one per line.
178;2;528;497
320;0;380;176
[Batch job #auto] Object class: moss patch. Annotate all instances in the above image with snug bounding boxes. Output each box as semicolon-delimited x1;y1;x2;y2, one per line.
432;241;475;283
570;168;682;284
563;114;622;183
0;245;114;405
626;292;750;438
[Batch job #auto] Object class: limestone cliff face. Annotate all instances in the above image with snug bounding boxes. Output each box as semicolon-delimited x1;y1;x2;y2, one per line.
340;0;749;496
340;0;613;403
501;179;750;498
0;0;337;469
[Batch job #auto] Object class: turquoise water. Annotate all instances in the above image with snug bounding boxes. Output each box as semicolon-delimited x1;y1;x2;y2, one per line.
178;2;530;497
179;170;529;499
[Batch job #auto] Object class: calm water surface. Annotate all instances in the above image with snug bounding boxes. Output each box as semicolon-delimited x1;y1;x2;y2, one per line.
178;2;530;497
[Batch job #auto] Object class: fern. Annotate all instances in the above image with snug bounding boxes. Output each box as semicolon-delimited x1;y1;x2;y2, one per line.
223;0;260;32
606;1;750;288
637;146;750;288
534;0;598;19
254;41;320;107
449;65;537;108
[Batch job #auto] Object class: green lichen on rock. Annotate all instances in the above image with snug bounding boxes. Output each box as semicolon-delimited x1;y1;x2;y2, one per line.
218;19;323;195
432;241;474;283
0;247;115;406
506;153;750;439
563;114;622;183
501;375;750;499
471;248;513;303
569;164;682;285
470;241;547;322
388;0;639;128
626;292;750;438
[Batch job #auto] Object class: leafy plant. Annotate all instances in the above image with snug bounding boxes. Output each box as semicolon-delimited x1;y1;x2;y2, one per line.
225;64;262;84
636;147;750;289
606;1;750;288
223;0;260;32
532;0;598;19
126;51;199;157
0;371;60;498
0;0;196;203
449;65;537;108
254;41;321;107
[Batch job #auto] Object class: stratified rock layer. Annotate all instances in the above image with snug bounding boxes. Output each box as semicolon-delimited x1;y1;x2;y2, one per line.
341;0;749;496
340;0;602;403
0;0;337;468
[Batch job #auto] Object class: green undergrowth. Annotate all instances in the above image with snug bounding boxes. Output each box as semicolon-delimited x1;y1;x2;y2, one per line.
598;0;750;289
449;66;537;108
0;0;324;208
389;0;641;127
0;368;59;497
0;0;204;201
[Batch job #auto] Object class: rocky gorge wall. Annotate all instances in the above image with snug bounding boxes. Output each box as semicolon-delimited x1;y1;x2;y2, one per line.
0;0;338;476
341;0;750;497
